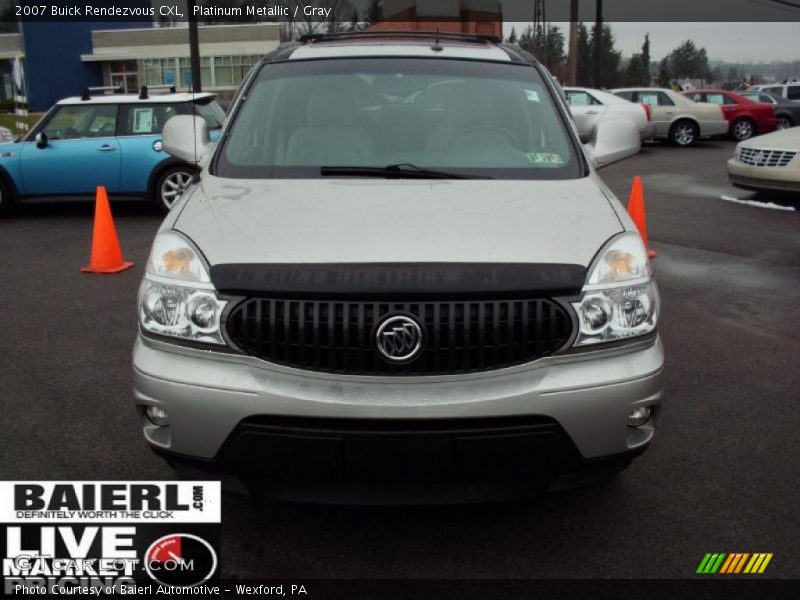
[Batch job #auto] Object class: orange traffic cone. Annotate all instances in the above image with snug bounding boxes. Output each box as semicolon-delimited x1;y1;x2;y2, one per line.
626;176;658;259
81;186;134;274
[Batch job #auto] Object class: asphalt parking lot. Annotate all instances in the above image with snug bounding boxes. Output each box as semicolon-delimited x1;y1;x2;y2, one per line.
1;140;798;580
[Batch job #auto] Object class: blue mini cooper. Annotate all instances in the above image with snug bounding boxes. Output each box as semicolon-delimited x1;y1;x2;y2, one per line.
0;87;224;214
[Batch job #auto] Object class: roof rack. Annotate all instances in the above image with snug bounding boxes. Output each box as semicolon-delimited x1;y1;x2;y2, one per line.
81;86;124;101
139;85;177;100
299;30;502;45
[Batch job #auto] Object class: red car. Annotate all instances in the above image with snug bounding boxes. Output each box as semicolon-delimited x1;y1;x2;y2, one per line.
682;89;778;141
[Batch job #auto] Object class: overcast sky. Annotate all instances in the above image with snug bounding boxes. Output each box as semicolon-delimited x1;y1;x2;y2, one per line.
504;22;800;63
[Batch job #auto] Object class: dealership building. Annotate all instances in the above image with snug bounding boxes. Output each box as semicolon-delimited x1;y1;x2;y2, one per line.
0;21;280;112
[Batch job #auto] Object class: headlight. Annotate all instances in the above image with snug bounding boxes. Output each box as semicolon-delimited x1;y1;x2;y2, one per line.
572;233;659;346
138;232;227;345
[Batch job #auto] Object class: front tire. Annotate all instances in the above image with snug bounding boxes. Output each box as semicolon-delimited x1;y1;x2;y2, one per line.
777;115;794;129
669;120;699;147
732;118;756;141
154;166;197;213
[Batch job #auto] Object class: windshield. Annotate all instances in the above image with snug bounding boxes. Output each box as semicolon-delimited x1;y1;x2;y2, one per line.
214;58;580;179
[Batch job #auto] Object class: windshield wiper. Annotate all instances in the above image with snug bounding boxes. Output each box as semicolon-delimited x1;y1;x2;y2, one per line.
320;163;491;179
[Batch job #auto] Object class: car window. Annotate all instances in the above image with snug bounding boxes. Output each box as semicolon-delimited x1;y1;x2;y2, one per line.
743;93;774;104
639;91;674;107
43;104;118;140
614;91;635;101
706;93;735;105
764;86;783;96
121;104;181;135
788;85;800;100
565;90;601;106
685;93;704;102
216;58;580;180
657;92;676;106
742;92;775;104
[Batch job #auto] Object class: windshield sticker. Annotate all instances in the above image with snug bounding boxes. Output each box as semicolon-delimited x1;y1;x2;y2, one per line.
527;152;564;165
525;89;540;102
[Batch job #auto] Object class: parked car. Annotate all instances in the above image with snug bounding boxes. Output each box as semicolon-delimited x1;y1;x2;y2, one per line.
727;127;800;193
0;88;225;215
611;87;729;146
751;82;800;102
134;32;662;501
563;86;654;143
681;89;777;141
738;91;800;130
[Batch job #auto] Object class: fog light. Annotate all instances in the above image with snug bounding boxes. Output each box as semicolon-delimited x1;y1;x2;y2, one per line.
627;406;652;427
146;406;170;427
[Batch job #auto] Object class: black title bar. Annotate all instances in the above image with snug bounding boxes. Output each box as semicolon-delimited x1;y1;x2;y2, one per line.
5;0;800;23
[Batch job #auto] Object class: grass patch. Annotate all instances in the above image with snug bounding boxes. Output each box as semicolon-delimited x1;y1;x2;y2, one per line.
0;113;43;135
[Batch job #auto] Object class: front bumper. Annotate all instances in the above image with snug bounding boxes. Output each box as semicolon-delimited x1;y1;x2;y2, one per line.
133;333;664;492
727;158;800;193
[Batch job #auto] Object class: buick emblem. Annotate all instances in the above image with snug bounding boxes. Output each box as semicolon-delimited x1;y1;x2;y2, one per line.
754;151;766;165
375;315;423;362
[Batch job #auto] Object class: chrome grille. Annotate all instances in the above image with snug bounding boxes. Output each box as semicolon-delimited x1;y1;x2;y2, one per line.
738;147;797;167
225;298;573;376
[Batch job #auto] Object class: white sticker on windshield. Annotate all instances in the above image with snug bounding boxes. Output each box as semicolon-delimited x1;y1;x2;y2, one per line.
527;152;564;165
525;90;540;102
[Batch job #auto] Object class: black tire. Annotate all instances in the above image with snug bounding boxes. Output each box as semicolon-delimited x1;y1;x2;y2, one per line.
0;176;12;217
669;119;699;147
732;118;756;141
776;114;794;129
154;165;197;213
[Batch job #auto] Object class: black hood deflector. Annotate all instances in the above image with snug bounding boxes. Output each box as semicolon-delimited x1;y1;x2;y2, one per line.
211;263;586;298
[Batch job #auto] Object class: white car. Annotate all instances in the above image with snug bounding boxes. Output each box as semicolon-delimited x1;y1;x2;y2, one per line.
728;127;800;193
564;87;654;143
752;82;800;103
611;88;729;146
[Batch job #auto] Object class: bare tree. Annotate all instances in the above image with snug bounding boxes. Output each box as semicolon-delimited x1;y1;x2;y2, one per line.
284;0;354;39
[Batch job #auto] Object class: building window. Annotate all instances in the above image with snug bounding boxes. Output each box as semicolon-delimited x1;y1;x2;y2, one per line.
213;55;260;87
142;55;261;90
201;57;212;88
144;58;178;87
175;57;213;89
178;57;192;88
109;60;139;93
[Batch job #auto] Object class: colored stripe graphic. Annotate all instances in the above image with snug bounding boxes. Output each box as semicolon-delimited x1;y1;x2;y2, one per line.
699;553;773;574
744;553;773;574
720;553;749;573
697;553;726;573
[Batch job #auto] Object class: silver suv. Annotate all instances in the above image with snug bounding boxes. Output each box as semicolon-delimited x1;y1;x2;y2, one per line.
134;32;663;501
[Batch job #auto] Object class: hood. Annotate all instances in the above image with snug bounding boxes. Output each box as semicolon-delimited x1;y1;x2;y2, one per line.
740;126;800;151
174;176;623;270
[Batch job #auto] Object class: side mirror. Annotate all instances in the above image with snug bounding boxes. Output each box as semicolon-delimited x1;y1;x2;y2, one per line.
584;116;641;170
35;132;48;149
162;115;213;164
